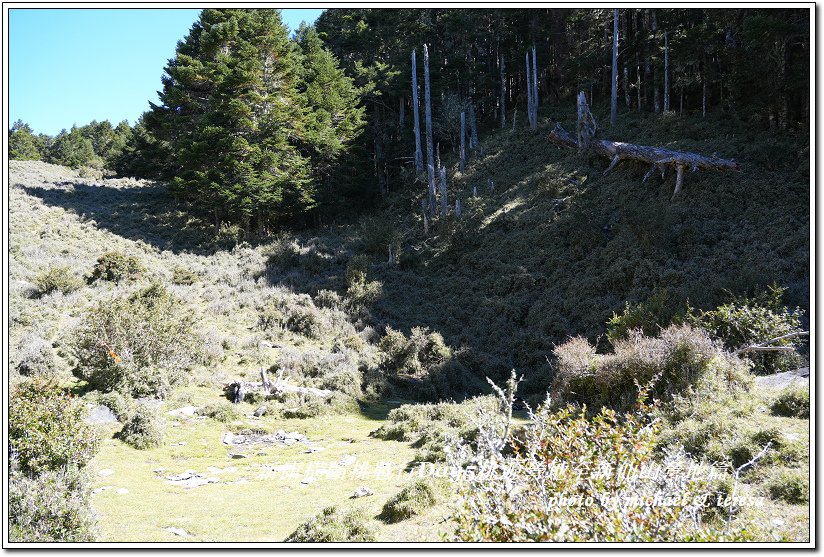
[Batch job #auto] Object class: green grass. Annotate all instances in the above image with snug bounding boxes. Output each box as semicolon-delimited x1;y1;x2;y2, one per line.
89;389;450;542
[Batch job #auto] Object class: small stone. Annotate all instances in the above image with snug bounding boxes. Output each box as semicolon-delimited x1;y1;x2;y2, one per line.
338;455;356;466
92;486;113;494
254;406;267;417
98;469;114;477
300;477;316;485
305;447;325;454
222;432;235;445
164;526;189;537
230;453;248;459
352;486;373;498
168;405;198;417
85;405;118;425
152;467;166;473
116;488;129;494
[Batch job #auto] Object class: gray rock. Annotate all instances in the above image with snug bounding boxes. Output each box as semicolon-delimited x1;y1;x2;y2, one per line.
86;405;118;425
164;526;190;537
755;367;809;390
254;405;267;417
168;405;198;417
352;486;373;498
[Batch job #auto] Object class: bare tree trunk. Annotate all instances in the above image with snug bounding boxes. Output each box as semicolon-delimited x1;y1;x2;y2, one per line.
499;53;507;129
460;111;466;172
512;108;517;132
469;103;479;150
577;91;597;150
652;10;660;113
439;165;448;219
214;207;221;237
411;49;423;175
702;60;708;117
611;8;619;125
636;54;642;111
525;51;533;129
663;30;670;112
532;46;539;126
423;44;436;217
399;96;405;128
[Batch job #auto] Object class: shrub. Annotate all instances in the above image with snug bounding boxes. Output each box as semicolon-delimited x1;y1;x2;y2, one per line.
9;461;97;542
9;379;99;475
359;216;402;256
551;325;751;413
171;266;198;286
281;392;359;419
274;348;363;399
606;289;680;344
379;326;452;378
766;469;809;504
687;285;805;374
346;277;383;308
117;404;164;450
286;506;378;542
15;335;58;377
200;401;242;423
35;266;83;296
264;234;300;271
373;397;493;462
770;385;809;418
380;478;444;523
71;282;198;398
451;398;754;542
258;295;328;340
88;251;144;283
314;289;343;310
96;391;134;421
345;254;371;286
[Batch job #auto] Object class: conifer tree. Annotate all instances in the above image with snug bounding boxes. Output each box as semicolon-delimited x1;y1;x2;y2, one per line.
8;120;43;161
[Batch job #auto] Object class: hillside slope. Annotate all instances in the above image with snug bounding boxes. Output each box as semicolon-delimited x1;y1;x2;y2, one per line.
364;109;810;393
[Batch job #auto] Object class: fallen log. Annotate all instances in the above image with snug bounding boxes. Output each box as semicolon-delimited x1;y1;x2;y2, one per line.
549;92;740;200
735;331;809;355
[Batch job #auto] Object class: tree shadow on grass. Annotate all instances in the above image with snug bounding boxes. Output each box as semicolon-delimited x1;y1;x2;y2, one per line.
20;182;226;255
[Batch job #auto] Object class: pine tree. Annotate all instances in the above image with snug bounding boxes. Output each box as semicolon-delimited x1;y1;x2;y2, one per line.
8;120;43;161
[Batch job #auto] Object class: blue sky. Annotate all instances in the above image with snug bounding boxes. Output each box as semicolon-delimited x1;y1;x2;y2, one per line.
9;8;325;135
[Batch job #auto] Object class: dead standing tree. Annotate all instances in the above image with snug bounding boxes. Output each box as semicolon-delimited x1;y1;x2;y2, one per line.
550;92;739;199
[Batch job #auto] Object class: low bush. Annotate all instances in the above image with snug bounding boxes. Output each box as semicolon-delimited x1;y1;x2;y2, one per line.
379;326;452;379
264;234;300;271
35;266;83;296
15;335;58;377
96;391;134;421
380;478;445;523
9;461;97;542
770;385;810;418
280;391;359;419
274;347;363;399
117;404;164;450
687;285;805;374
72;282;198;398
766;469;809;504
451;397;755;542
9;379;99;475
606;289;681;344
171;266;198;286
200;401;242;423
359;216;402;256
8;379;98;474
373;397;494;462
551;325;752;413
344;254;371;286
286;506;378;542
88;251;144;283
314;289;343;310
258;295;328;340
